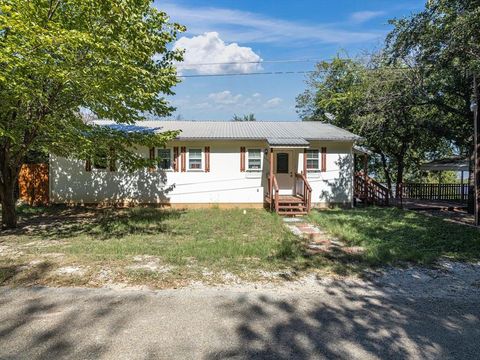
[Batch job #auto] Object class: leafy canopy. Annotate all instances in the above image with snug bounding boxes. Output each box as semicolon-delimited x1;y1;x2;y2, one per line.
0;0;185;169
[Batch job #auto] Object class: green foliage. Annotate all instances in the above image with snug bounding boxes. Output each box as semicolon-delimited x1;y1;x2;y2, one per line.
386;0;479;153
296;55;446;189
0;0;185;226
232;113;256;121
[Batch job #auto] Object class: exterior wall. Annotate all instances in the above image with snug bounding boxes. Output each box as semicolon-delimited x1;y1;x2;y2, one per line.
299;141;354;207
50;140;354;206
50;141;269;205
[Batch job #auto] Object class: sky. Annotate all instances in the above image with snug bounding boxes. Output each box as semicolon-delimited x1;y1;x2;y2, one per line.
154;0;426;121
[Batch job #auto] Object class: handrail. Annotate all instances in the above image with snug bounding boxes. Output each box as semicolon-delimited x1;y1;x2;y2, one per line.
354;171;389;206
295;172;312;212
272;175;279;211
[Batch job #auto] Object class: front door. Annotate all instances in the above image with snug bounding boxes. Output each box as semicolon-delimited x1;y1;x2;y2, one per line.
274;150;294;195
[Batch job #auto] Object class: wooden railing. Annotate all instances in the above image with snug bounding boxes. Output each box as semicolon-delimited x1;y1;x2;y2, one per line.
267;174;280;211
354;172;389;206
295;173;312;212
398;183;469;203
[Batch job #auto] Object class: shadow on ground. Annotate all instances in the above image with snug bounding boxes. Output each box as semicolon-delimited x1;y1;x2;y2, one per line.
0;205;184;239
0;279;478;359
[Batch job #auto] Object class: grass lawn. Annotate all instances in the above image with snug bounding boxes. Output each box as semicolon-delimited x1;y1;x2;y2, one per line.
0;206;316;288
1;205;478;289
308;207;480;265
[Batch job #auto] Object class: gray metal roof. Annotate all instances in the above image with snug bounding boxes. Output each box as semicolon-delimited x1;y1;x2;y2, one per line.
420;157;469;172
267;138;310;146
94;120;360;142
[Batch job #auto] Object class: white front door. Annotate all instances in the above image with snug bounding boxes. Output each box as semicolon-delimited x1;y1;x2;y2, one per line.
274;150;294;195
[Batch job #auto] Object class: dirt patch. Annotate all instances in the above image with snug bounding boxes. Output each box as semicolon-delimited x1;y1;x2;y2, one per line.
126;255;173;273
370;260;480;299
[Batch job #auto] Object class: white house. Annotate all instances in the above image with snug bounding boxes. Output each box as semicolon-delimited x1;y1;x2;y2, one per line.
49;121;360;215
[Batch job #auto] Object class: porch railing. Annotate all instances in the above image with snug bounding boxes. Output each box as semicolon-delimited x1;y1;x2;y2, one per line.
267;174;280;211
354;171;389;206
398;183;469;203
295;173;312;212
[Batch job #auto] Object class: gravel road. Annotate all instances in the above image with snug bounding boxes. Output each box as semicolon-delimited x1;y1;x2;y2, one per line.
1;262;479;359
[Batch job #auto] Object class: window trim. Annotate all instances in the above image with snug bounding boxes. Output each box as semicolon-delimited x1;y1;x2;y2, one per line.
92;149;109;171
187;147;204;171
246;148;263;172
156;147;173;171
306;149;320;172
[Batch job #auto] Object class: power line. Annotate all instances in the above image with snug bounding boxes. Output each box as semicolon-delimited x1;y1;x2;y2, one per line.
177;66;420;78
177;58;328;67
178;70;315;78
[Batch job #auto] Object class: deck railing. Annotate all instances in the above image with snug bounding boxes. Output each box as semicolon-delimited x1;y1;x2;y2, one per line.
398;183;469;203
354;172;389;206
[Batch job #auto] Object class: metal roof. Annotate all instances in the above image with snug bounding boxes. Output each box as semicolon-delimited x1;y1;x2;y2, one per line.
94;120;360;142
420;157;469;172
267;138;310;146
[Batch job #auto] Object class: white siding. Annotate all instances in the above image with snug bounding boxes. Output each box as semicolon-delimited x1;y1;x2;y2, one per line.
50;140;353;206
301;141;354;206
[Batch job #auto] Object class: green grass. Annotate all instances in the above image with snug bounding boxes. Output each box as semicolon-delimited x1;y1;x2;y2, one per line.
2;205;478;289
308;207;480;265
1;206;310;288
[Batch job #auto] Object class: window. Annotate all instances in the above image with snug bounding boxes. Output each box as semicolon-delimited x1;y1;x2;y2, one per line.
276;153;289;173
247;149;262;171
93;148;108;170
157;148;172;170
306;150;319;170
188;148;203;170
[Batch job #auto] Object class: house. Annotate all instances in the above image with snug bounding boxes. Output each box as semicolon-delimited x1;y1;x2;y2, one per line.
49;121;361;214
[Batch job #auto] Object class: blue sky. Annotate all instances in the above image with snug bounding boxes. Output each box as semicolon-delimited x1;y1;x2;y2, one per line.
155;0;425;121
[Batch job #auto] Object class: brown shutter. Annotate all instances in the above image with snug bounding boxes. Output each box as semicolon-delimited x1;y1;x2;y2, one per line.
303;149;307;174
321;147;327;172
205;146;210;172
240;147;246;172
173;146;179;172
181;146;186;172
85;159;92;172
149;147;155;172
109;148;116;172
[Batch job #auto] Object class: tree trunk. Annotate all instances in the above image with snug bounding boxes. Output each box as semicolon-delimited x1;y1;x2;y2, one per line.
1;181;17;229
380;153;393;196
395;161;405;199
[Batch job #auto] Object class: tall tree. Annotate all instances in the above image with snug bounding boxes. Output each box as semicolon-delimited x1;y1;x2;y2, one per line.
296;56;444;193
385;0;480;210
0;0;185;228
385;0;480;154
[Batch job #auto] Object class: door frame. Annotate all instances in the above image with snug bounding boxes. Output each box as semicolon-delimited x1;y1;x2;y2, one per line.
273;149;295;195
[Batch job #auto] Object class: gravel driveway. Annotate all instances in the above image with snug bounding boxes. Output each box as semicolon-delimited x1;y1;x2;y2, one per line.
1;262;479;360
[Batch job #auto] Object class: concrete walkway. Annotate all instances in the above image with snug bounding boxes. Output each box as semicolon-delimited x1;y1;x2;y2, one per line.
283;218;364;256
1;280;479;359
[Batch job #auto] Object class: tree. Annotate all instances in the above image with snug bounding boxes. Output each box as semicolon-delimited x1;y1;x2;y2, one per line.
385;0;480;209
0;0;185;228
232;113;256;122
296;55;445;193
386;0;480;153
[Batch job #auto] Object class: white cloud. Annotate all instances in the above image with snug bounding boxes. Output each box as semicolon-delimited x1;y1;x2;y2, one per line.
350;11;385;23
174;32;262;75
264;97;283;109
159;2;383;45
208;90;243;105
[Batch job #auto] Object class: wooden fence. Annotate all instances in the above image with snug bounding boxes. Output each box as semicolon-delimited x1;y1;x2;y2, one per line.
399;183;469;203
18;163;49;206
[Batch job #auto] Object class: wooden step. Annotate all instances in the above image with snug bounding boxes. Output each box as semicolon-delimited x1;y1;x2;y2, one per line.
278;205;306;210
277;211;308;216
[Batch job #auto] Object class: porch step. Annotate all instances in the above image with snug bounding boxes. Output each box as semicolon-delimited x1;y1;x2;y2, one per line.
278;205;307;210
278;211;308;216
